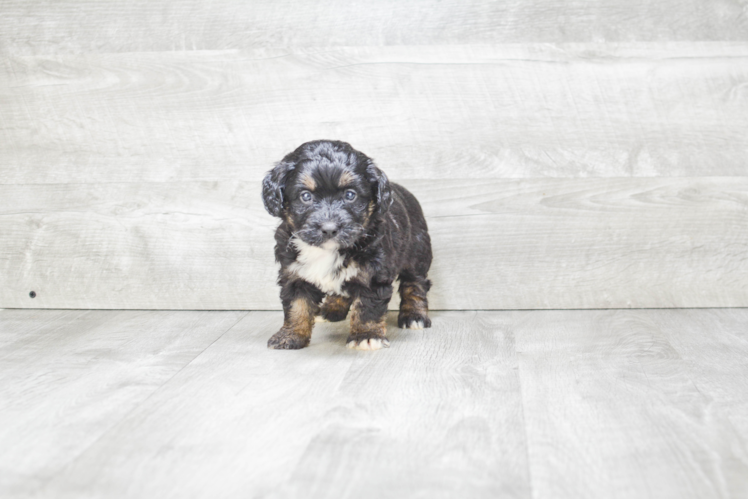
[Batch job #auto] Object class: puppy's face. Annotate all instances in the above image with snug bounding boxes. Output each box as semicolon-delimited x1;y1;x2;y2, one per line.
263;141;391;249
285;160;373;248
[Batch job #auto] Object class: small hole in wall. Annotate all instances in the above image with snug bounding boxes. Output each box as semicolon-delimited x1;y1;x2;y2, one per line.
29;291;36;298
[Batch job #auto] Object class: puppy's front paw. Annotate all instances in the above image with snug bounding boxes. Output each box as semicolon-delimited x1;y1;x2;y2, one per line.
346;332;390;351
267;328;310;350
398;313;432;330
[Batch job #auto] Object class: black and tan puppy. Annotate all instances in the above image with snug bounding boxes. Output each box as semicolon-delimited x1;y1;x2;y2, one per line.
262;140;432;350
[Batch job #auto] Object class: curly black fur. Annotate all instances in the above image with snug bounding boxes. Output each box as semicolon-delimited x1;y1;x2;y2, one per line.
262;140;432;350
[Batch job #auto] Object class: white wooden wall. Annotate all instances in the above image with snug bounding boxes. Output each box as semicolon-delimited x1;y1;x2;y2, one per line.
1;1;747;310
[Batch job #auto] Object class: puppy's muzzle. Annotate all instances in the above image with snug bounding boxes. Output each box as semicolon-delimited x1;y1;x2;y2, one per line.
319;221;339;239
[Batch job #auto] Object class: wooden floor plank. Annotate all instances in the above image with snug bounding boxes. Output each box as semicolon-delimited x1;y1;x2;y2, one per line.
2;177;746;310
654;309;748;440
35;312;360;497
513;309;748;497
2;44;748;184
0;309;88;351
425;177;748;310
2;0;746;57
0;181;278;310
2;309;748;497
0;309;247;497
279;311;530;498
32;311;531;498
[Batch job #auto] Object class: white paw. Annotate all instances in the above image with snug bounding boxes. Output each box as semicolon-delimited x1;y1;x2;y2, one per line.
346;338;390;350
405;320;424;330
314;315;328;323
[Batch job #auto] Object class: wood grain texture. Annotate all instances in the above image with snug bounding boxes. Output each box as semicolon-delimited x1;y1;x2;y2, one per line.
1;177;746;310
2;44;748;184
23;310;530;497
513;309;748;497
0;181;278;310
654;309;748;440
2;0;747;56
0;309;247;497
278;312;529;497
424;176;748;309
34;312;364;497
3;5;748;312
2;309;747;497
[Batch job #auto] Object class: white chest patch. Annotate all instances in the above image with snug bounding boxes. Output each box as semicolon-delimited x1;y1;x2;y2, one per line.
288;239;359;295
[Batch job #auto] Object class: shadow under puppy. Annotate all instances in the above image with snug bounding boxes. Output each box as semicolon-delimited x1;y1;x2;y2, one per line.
262;140;432;350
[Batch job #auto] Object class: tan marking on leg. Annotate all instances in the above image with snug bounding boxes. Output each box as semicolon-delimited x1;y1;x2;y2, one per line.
399;283;428;316
398;281;430;329
268;297;317;349
284;297;315;338
319;294;352;322
327;294;352;309
347;298;389;350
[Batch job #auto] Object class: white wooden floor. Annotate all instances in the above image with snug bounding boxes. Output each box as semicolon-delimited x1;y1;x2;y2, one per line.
2;309;748;497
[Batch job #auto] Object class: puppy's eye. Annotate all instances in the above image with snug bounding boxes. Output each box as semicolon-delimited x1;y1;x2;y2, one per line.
344;190;357;201
300;191;313;203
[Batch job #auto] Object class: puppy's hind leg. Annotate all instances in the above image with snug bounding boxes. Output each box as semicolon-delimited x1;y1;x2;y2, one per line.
317;294;352;323
397;275;432;330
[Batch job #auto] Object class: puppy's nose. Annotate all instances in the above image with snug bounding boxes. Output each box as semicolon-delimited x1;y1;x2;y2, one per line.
320;221;339;237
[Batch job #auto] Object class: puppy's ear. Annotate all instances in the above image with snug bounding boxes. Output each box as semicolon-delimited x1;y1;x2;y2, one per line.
366;160;392;215
262;161;295;217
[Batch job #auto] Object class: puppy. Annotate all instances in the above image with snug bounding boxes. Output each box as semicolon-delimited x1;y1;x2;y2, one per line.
261;140;432;350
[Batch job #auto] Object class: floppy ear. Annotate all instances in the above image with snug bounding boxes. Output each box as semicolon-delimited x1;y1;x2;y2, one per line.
365;160;392;215
262;161;295;217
